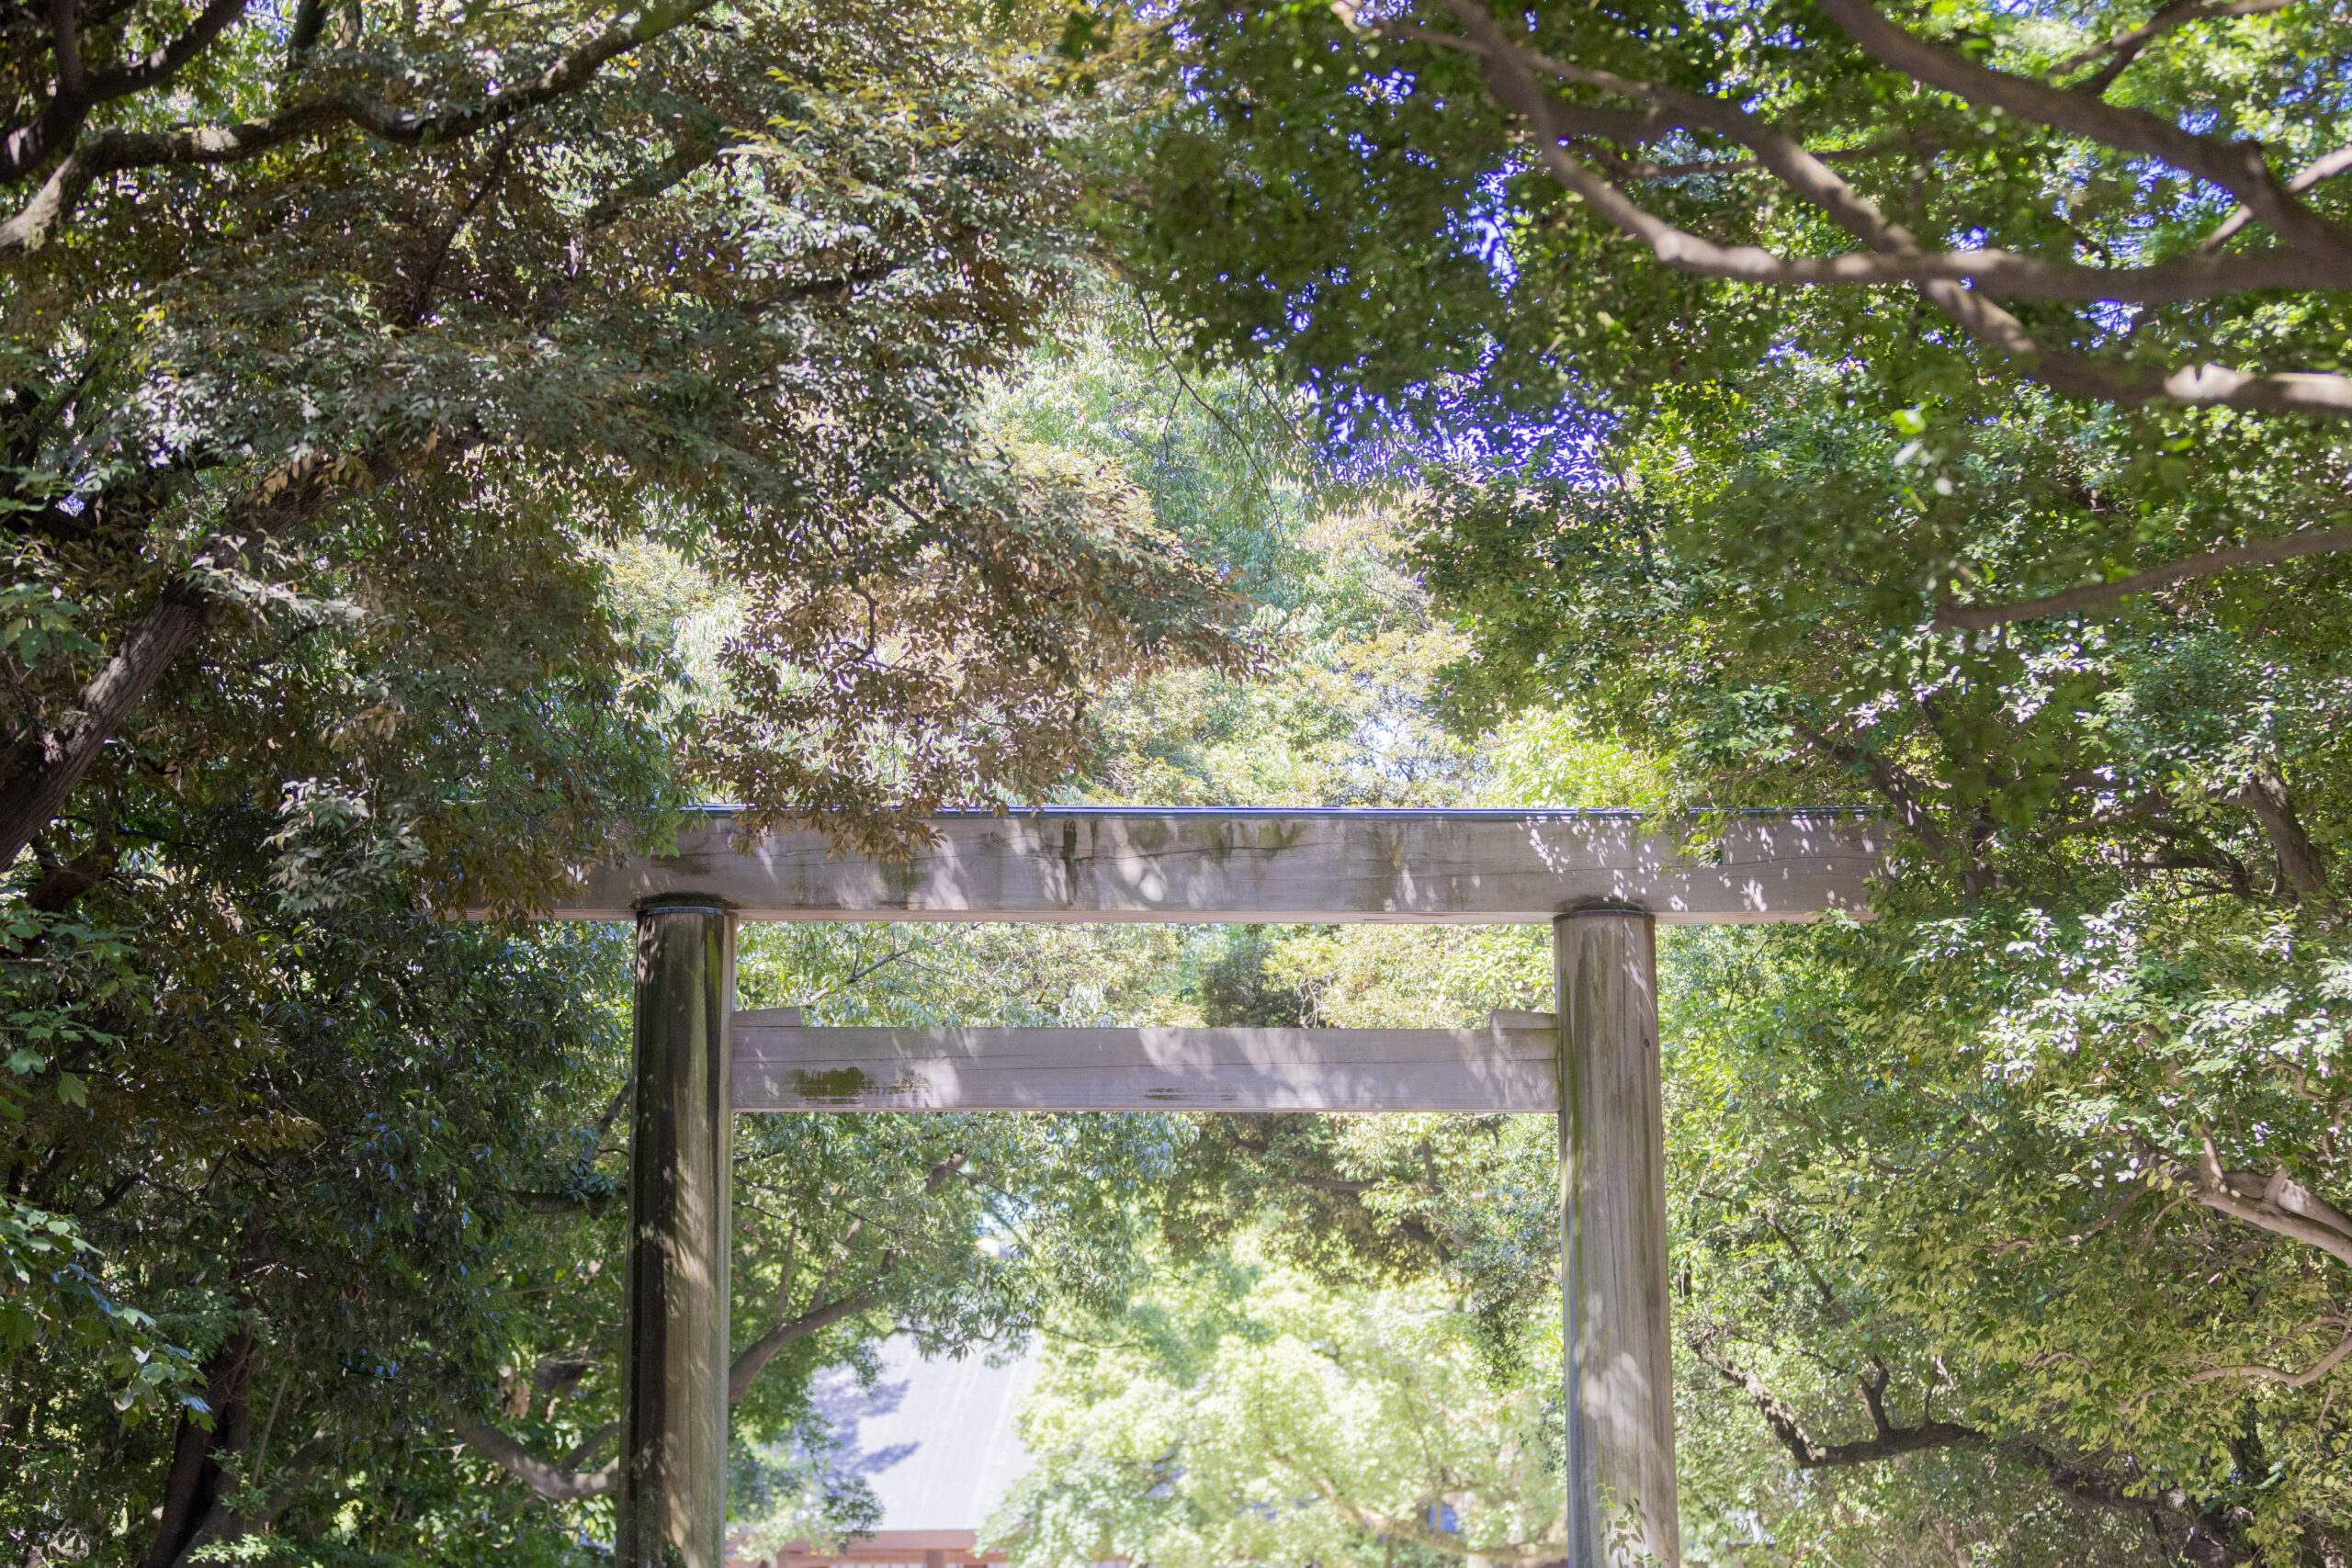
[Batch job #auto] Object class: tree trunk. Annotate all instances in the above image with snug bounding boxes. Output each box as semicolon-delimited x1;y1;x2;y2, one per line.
2233;768;2332;907
145;1325;254;1568
0;585;216;874
0;455;393;874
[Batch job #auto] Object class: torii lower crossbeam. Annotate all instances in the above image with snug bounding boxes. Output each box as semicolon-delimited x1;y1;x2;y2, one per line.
591;811;1882;1568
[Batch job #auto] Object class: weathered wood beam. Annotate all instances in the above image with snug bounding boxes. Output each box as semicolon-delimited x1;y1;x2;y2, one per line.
731;1009;1560;1111
545;808;1882;924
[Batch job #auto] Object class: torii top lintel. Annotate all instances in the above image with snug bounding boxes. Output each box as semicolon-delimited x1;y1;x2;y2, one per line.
547;807;1883;925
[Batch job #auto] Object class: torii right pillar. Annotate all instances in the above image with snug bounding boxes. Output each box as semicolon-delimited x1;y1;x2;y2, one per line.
1555;907;1679;1567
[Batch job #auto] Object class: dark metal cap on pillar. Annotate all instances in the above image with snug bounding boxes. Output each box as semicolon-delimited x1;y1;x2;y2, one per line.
1554;907;1679;1567
617;898;735;1568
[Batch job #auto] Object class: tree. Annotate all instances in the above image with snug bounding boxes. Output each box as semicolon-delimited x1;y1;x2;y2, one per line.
1117;0;2350;621
0;488;682;1562
1;17;1270;1550
1392;348;2352;1558
990;1249;1566;1568
2;0;1249;887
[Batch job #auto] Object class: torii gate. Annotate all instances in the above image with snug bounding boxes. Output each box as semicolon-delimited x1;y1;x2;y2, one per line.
541;807;1883;1568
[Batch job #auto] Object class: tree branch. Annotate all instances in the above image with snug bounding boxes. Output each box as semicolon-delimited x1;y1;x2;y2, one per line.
1594;130;1999;183
395;123;521;330
2182;1322;2352;1390
727;1292;879;1404
1539;98;1682;150
1758;1211;1852;1324
2;0;254;185
2183;1145;2352;1269
2201;141;2352;253
2007;350;2352;417
1692;1340;1984;1467
811;941;922;1001
574;126;748;234
2052;0;2299;98
0;583;214;869
2012;1443;2176;1517
1693;1335;2244;1542
166;1432;340;1568
2229;769;2333;906
1426;0;2352;418
1931;524;2352;629
50;0;87;97
462;1292;877;1501
1425;2;2329;302
457;1420;620;1501
0;0;724;253
1787;716;1953;862
1809;0;2352;264
505;1189;618;1216
1436;0;1964;261
285;0;330;58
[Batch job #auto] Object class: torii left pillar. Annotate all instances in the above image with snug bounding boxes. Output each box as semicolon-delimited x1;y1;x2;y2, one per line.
616;897;735;1568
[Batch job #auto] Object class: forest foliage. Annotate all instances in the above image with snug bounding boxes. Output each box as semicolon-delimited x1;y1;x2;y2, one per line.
2;0;2349;1562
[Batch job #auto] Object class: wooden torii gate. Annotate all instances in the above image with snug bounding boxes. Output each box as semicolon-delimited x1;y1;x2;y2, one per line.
542;807;1883;1568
